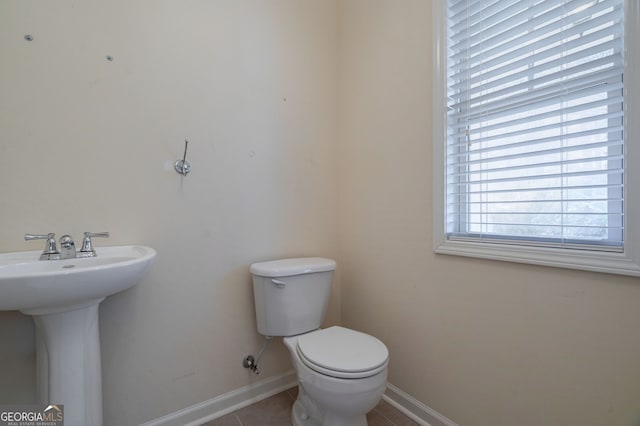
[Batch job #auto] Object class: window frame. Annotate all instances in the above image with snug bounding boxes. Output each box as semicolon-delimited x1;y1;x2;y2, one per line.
432;0;640;276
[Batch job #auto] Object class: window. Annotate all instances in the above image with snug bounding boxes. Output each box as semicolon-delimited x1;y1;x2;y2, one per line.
433;0;640;276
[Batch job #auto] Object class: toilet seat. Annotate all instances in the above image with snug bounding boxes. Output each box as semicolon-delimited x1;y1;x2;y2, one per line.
296;326;389;379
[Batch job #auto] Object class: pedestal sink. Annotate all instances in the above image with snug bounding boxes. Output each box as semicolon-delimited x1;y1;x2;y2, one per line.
0;245;156;426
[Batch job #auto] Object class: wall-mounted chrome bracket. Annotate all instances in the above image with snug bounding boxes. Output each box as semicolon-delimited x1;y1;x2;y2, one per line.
174;140;191;176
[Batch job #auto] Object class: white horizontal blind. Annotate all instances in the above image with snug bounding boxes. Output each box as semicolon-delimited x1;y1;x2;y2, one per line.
446;0;625;250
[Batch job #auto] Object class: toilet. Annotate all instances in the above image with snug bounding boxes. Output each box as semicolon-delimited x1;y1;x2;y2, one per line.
250;257;389;426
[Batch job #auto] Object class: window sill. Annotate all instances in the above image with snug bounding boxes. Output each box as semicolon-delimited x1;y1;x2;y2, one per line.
434;238;640;277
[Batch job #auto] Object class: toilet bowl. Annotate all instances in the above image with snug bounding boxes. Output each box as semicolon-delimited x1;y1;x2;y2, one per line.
283;326;389;426
249;258;389;425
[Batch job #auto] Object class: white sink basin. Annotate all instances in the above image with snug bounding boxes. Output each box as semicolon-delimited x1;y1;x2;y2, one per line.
0;245;156;426
0;245;156;314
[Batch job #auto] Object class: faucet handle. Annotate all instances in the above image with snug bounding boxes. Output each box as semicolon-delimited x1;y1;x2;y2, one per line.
25;233;60;260
25;232;54;241
80;232;110;256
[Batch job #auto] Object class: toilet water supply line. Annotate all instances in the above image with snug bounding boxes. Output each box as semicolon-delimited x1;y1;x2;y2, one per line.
242;336;272;375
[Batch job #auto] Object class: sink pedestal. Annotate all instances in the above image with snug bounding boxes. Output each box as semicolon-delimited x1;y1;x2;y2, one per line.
29;299;105;426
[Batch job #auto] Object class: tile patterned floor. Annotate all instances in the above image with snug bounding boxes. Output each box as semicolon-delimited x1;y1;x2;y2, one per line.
200;387;419;426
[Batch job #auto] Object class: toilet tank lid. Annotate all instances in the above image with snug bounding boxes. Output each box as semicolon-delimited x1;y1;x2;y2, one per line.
250;257;336;277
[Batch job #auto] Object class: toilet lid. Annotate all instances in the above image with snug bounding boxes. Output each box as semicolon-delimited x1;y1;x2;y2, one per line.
296;326;388;379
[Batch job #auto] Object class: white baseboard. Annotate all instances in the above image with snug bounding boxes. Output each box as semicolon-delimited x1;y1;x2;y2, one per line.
140;373;456;426
139;370;297;426
383;383;458;426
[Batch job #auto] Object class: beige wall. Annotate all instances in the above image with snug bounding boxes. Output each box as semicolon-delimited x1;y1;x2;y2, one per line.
337;1;640;426
0;1;340;425
2;1;640;426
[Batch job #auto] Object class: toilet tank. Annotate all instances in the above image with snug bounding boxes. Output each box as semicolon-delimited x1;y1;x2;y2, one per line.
250;257;336;337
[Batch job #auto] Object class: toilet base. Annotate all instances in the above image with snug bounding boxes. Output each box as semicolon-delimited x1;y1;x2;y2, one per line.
291;391;367;426
292;399;320;426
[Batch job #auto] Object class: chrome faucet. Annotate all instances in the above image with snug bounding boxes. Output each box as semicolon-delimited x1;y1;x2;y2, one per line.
25;232;110;260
